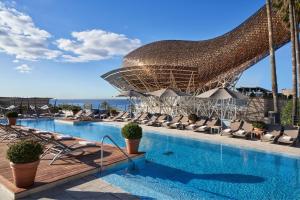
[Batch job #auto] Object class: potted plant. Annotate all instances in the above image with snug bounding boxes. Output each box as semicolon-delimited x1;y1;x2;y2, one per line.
252;121;267;132
6;140;43;188
6;111;18;125
188;113;198;124
121;122;142;154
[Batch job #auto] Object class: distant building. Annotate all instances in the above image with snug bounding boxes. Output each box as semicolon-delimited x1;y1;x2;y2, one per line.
0;97;51;108
281;88;293;98
236;87;272;97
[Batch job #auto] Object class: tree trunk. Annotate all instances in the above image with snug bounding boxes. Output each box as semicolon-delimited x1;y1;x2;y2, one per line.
266;0;279;121
294;3;300;119
289;0;298;125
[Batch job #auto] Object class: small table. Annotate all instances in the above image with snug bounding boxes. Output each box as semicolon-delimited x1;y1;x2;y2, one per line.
210;126;221;134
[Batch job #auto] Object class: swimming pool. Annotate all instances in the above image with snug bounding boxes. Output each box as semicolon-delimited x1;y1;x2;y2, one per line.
18;119;300;200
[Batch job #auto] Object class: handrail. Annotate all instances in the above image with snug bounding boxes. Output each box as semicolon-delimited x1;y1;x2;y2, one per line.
100;135;135;173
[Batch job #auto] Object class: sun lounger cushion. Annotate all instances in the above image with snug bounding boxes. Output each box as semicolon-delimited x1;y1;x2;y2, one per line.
56;134;73;140
35;130;50;134
281;136;292;142
223;128;231;133
196;125;208;132
264;133;274;140
78;141;96;146
235;130;245;135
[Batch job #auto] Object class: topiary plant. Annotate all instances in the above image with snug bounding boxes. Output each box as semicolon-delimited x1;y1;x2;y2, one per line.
121;122;142;139
6;111;18;118
7;140;43;164
252;121;267;130
188;113;198;123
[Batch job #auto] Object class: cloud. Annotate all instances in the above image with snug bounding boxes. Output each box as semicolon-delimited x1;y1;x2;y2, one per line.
12;59;19;63
0;2;61;61
56;29;141;62
15;64;32;73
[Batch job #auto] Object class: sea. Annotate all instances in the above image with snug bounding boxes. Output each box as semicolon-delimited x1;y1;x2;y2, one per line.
49;99;130;111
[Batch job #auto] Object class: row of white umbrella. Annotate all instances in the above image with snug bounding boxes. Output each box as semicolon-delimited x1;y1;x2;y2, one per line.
117;87;247;100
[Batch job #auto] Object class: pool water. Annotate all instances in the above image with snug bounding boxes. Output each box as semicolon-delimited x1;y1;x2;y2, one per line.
18;119;300;200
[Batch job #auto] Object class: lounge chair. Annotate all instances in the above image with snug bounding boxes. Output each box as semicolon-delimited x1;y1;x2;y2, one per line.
0;125;31;143
276;127;300;146
163;115;183;128
112;111;125;121
185;118;207;130
148;115;168;126
144;115;160;125
130;113;143;122
116;112;131;121
220;120;243;136
136;113;150;123
232;121;253;139
194;118;220;133
170;116;189;129
260;124;283;142
41;137;99;165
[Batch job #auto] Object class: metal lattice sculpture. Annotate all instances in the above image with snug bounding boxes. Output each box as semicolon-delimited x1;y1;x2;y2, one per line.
101;6;291;94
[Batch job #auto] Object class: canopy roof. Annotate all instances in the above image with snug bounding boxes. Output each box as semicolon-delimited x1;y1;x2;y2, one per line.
102;6;291;94
148;88;190;98
197;88;247;100
116;90;147;97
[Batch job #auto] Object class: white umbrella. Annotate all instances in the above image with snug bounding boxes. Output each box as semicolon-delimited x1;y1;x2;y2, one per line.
6;105;16;110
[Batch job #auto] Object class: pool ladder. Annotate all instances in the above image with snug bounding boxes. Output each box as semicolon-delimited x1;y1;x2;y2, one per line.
100;135;135;173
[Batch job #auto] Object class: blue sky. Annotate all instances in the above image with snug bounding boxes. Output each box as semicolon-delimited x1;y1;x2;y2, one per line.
0;0;294;98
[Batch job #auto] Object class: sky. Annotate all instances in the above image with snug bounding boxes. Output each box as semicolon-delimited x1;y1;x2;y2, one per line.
0;0;295;99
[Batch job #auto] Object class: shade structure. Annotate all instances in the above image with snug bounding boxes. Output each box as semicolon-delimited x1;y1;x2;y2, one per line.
116;90;147;98
148;88;190;99
6;105;16;110
196;88;248;120
101;6;292;94
196;87;247;100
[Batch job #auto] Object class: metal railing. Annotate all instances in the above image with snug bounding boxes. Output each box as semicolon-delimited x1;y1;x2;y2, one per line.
100;135;135;173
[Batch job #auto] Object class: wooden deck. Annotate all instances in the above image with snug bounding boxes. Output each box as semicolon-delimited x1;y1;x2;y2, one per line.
0;132;144;199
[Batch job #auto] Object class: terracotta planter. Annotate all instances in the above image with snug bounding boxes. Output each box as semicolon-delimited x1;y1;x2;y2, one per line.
10;160;40;188
8;117;17;126
125;139;140;154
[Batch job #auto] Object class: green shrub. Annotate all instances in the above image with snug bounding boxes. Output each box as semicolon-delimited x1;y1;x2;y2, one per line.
72;107;81;114
188;114;198;122
110;109;118;115
6;111;18;118
58;104;81;111
121;122;142;139
252;121;267;129
281;100;293;125
6;140;43;164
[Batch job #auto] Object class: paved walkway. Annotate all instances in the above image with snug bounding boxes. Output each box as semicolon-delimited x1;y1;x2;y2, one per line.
21;175;139;200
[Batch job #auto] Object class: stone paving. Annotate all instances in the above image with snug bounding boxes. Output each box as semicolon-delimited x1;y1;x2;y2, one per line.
21;175;139;200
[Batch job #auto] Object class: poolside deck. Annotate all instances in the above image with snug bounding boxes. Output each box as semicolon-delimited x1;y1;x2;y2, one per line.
0;134;144;199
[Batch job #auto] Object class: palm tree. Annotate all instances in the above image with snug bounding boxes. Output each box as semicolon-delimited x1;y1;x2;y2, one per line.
273;0;299;124
266;0;279;120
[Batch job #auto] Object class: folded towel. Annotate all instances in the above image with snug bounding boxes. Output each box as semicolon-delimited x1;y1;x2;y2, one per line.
282;136;292;141
223;128;231;133
56;134;73;140
264;133;274;140
78;141;96;146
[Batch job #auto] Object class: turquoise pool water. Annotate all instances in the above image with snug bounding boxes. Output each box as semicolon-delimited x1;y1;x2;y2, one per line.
18;119;300;200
